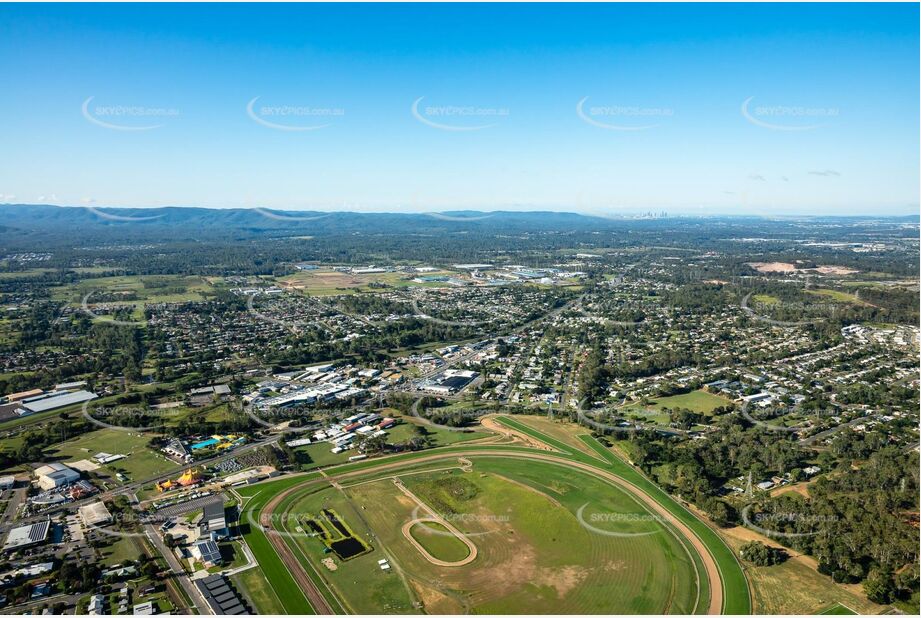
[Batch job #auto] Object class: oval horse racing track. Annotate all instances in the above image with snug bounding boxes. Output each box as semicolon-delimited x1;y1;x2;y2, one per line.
248;448;736;613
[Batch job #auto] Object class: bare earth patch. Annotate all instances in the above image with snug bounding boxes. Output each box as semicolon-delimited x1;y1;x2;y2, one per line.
812;265;859;275
321;557;338;571
533;564;589;598
771;481;813;499
409;579;464;614
747;262;796;273
480;415;555;451
746;262;859;275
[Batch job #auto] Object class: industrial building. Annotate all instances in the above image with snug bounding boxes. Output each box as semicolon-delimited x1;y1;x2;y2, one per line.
3;388;43;403
421;369;479;394
3;520;51;552
17;390;98;414
34;462;81;490
200;498;228;539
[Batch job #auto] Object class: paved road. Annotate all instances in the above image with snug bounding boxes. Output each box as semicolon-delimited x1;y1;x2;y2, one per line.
144;522;213;615
3;592;82;614
798;414;879;446
0;486;27;527
154;493;224;519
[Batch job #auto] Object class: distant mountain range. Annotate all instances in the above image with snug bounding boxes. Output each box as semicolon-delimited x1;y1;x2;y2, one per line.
1;203;916;247
1;203;620;233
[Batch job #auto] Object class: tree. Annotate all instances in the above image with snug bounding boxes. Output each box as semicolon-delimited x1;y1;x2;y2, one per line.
703;497;733;527
141;560;159;578
863;568;895;604
739;541;785;566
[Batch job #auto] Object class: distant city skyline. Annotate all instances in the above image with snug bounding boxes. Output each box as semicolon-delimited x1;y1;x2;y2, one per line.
0;3;918;216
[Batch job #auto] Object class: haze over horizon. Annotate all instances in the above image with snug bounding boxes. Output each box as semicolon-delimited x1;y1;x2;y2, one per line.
3;202;920;220
1;3;918;217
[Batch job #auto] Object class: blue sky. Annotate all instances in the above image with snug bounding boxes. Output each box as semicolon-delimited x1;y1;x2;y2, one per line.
0;2;917;216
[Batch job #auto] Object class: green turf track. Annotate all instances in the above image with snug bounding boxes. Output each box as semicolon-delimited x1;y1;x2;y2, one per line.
239;416;752;615
236;474;319;614
495;415;751;615
272;484;349;613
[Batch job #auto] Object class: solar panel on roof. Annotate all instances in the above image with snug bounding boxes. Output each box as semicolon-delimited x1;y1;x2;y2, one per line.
221;603;246;616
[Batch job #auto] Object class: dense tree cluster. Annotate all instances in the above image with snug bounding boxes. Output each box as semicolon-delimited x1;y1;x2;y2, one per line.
739;540;787;566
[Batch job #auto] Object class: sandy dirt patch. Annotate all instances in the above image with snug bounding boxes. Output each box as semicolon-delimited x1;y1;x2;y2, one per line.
771;481;813;499
747;262;796;273
533;564;590;597
68;459;100;471
812;266;859;275
321;557;337;571
480;415;555;451
409;580;464;614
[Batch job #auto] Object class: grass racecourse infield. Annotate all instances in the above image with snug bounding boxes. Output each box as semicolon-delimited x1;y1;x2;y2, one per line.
234;414;752;615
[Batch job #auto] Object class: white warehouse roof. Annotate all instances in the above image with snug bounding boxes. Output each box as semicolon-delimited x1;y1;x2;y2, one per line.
21;390;97;413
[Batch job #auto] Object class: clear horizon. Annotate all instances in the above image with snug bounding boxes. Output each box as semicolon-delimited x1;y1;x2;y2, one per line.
1;2;918;217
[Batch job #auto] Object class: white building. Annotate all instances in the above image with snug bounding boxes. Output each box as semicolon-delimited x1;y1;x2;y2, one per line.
88;594;106;615
34;462;80;490
3;520;50;552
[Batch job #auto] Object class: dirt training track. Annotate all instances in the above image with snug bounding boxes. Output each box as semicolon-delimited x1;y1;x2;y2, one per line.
255;447;726;615
395;479;479;567
401;518;479;567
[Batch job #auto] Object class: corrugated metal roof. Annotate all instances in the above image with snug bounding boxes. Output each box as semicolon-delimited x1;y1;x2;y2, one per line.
22;390;97;413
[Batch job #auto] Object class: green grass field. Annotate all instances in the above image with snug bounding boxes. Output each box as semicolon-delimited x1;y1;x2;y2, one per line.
493;416;749;614
817;603;858;614
752;294;781;306
719;531;878;615
45;428;181;484
394;415;490;446
98;535;139;566
274;485;414;614
407;521;470;562
51;274;213;320
276;270;428;296
622;389;733;417
231;566;287;614
806;288;873;307
502;415;608;461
